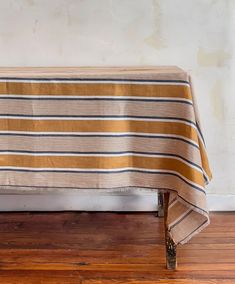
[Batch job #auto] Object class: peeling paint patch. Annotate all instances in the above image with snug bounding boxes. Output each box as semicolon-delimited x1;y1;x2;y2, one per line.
210;80;224;121
197;47;231;67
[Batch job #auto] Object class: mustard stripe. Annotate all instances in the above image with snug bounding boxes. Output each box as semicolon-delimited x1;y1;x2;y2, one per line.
0;150;203;173
0;155;204;186
0;82;192;99
0;119;198;142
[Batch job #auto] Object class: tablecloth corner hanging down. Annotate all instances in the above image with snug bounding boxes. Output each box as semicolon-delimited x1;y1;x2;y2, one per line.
0;66;212;245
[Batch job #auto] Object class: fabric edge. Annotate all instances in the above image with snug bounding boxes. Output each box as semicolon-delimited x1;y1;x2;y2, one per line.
169;194;210;245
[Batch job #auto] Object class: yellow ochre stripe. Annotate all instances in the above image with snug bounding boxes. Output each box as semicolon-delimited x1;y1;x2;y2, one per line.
0;155;204;186
0;119;198;142
0;82;192;99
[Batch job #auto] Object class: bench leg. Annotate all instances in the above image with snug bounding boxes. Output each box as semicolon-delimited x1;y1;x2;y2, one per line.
164;192;177;270
158;192;164;217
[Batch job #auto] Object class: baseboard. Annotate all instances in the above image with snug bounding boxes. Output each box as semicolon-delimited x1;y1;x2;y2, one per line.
0;193;233;211
207;194;235;211
0;192;158;211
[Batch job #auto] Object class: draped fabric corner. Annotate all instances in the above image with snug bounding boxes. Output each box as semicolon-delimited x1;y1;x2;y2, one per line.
0;67;212;245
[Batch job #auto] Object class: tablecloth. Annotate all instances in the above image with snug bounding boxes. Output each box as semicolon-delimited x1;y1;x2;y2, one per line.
0;66;212;245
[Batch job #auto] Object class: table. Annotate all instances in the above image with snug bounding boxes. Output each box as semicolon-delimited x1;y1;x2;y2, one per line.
0;67;212;269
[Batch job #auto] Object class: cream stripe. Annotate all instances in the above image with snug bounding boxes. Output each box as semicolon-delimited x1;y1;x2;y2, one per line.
0;94;192;102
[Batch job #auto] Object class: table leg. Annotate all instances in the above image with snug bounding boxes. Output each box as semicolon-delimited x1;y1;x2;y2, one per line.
164;192;177;270
158;192;164;217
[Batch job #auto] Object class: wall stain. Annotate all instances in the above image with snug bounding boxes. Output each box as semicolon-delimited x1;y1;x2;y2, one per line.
210;80;224;122
144;0;166;49
33;19;38;33
197;47;231;67
25;0;35;6
66;2;72;26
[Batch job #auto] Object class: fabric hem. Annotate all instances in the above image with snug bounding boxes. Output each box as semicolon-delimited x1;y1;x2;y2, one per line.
168;194;210;245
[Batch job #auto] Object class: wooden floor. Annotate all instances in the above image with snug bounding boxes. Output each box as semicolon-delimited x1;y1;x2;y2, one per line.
0;212;234;283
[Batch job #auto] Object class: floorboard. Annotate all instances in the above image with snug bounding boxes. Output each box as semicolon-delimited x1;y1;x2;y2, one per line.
0;212;234;283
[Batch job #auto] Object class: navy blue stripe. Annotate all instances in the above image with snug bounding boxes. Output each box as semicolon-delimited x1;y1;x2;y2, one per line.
0;77;190;84
203;173;209;183
0;169;205;194
169;209;194;230
0;97;193;105
0;133;199;149
0;114;196;126
0;150;202;171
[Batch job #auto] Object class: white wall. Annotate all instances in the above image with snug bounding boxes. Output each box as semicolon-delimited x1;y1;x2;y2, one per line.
0;0;234;210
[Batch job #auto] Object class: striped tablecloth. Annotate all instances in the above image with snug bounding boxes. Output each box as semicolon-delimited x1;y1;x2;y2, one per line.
0;67;212;245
